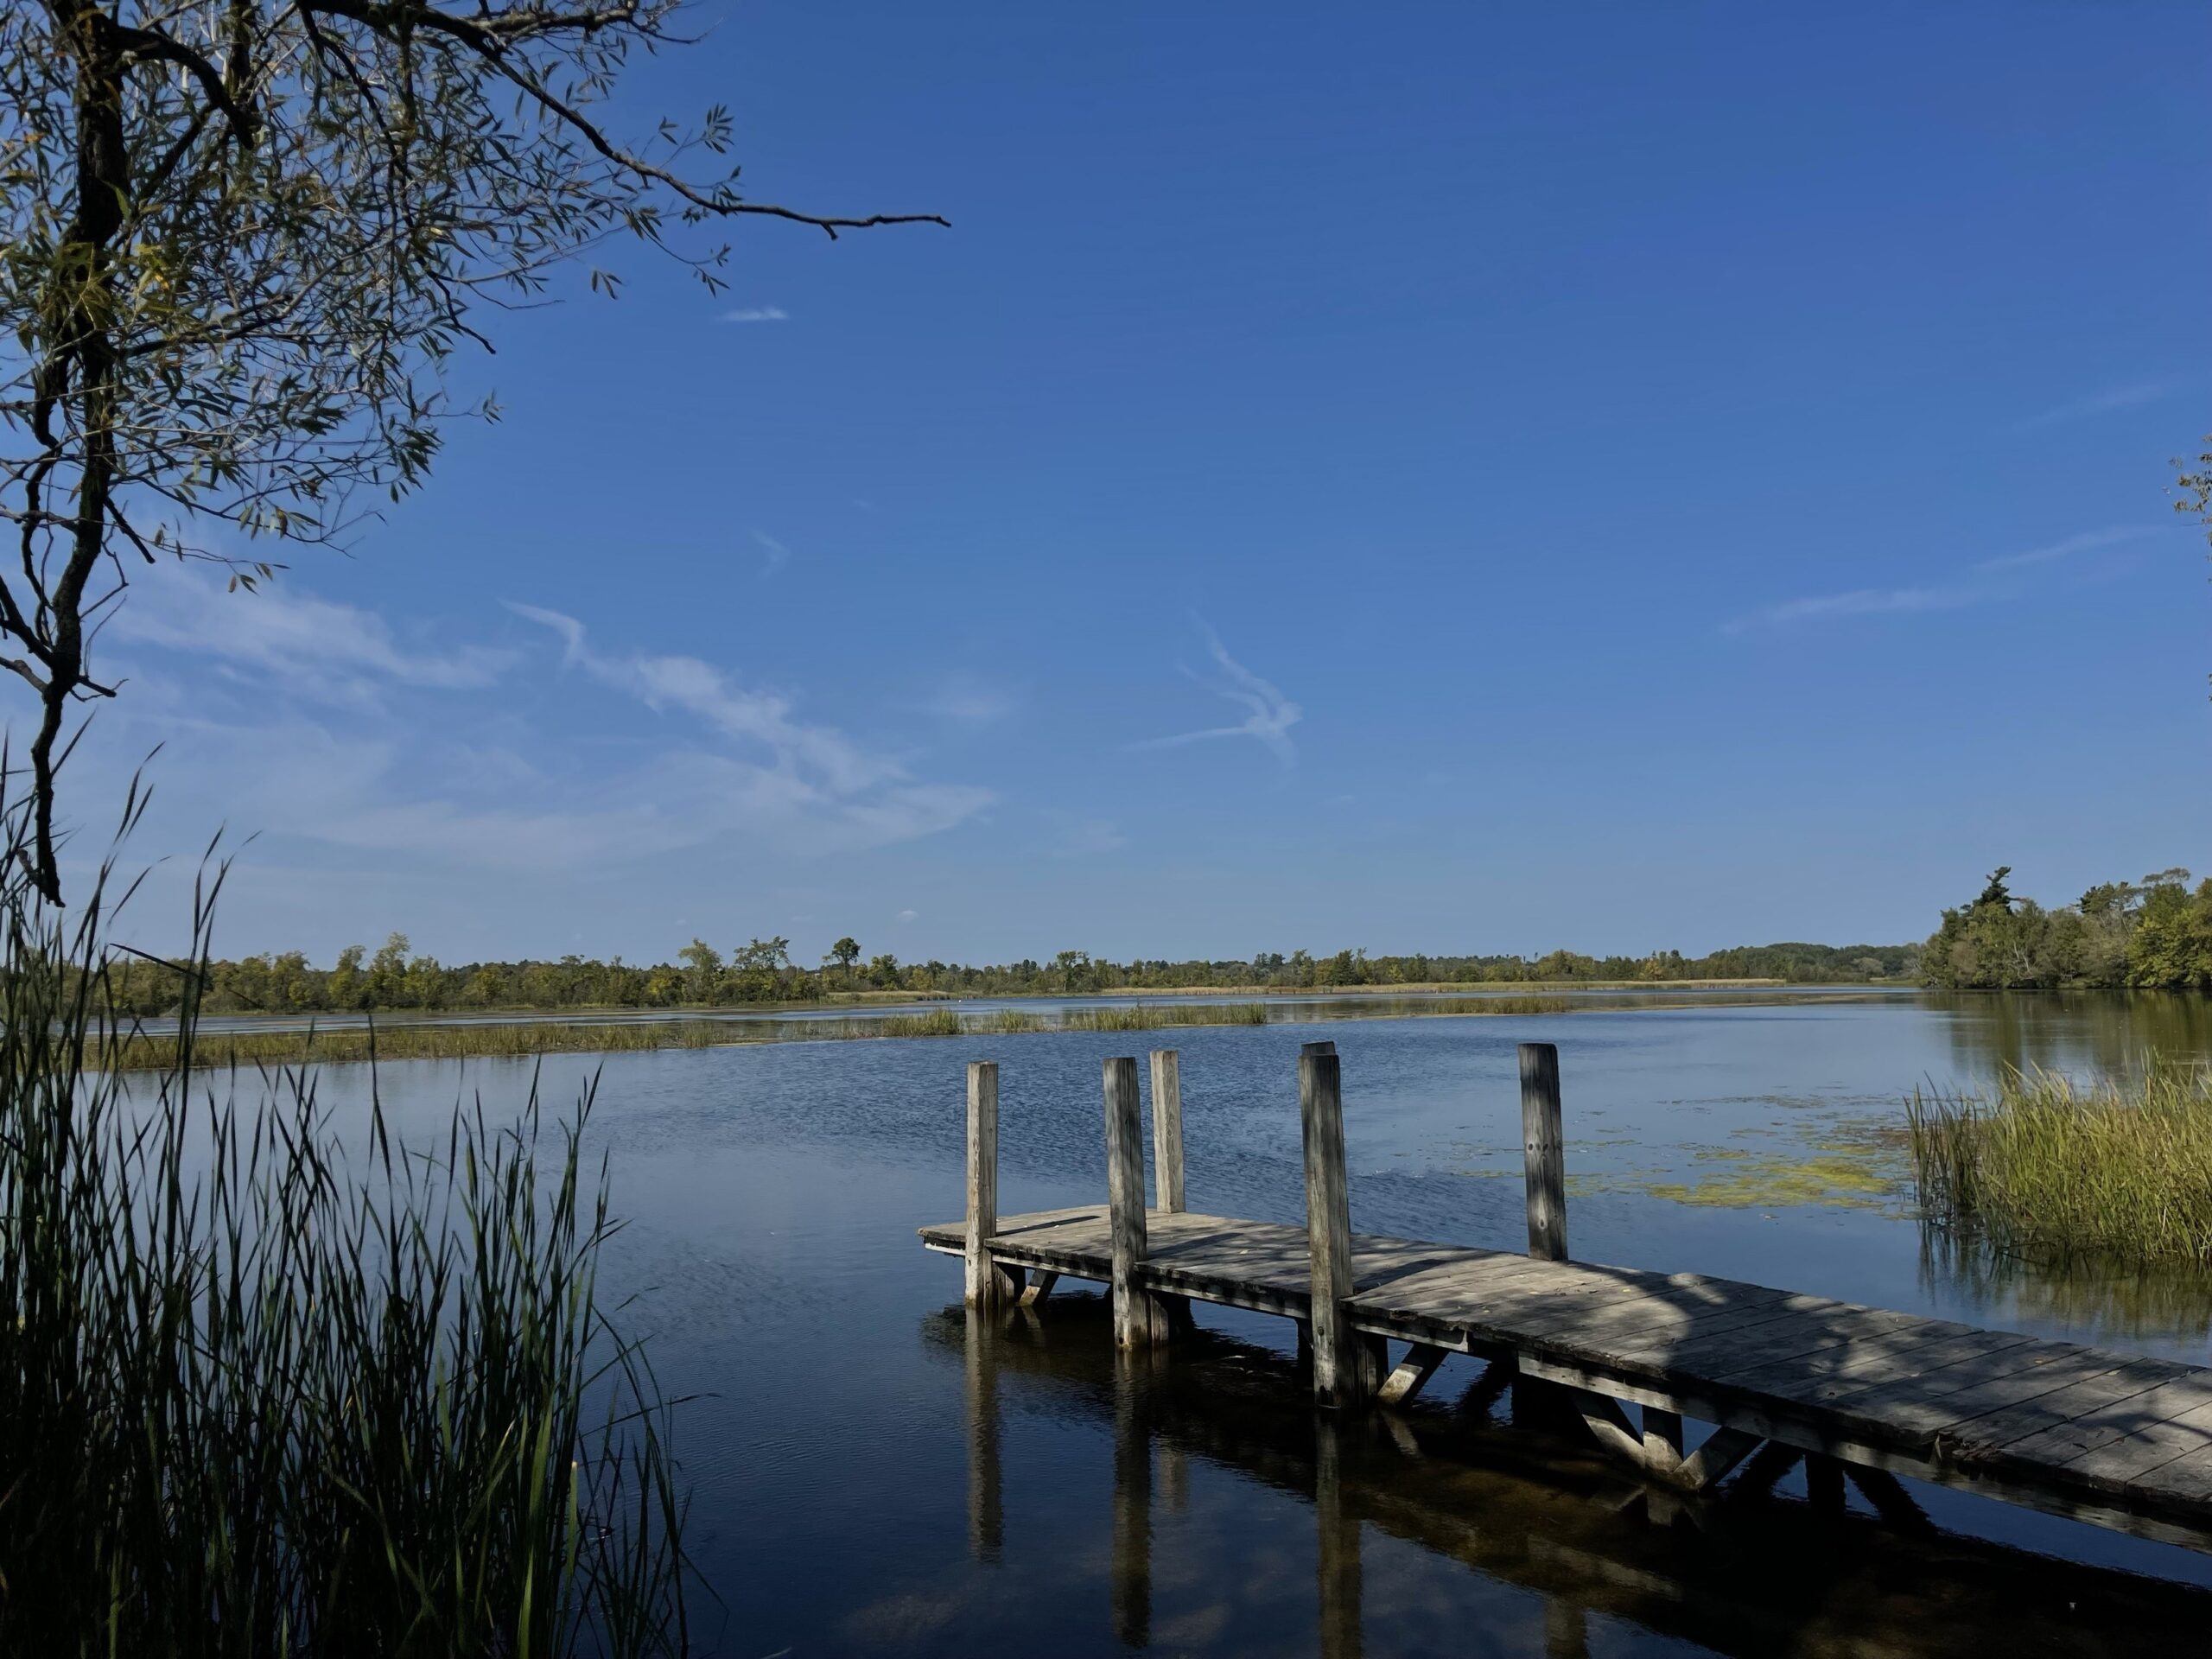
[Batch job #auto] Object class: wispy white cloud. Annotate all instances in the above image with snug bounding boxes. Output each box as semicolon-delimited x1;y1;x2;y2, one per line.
1974;524;2161;573
2019;378;2169;429
41;580;1001;957
897;907;918;923
720;306;790;324
753;529;792;578
111;563;513;702
1727;520;2177;634
1134;624;1301;765
505;602;994;842
1721;585;1986;634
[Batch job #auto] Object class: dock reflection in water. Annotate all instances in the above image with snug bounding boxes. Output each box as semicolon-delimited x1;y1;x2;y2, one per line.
933;1294;2212;1657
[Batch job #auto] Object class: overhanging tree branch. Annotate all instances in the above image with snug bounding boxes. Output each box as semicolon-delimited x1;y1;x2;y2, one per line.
0;0;945;901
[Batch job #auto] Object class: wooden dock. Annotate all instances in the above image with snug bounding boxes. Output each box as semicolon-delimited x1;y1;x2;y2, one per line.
927;1311;2212;1658
920;1042;2212;1554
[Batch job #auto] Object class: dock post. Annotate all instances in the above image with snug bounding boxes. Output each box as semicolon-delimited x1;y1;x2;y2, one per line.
1148;1048;1185;1212
1519;1042;1567;1262
1300;1042;1374;1408
966;1060;1018;1309
1104;1056;1169;1347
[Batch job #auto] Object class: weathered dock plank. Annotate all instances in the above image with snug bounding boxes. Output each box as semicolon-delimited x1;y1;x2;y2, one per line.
919;1205;2212;1549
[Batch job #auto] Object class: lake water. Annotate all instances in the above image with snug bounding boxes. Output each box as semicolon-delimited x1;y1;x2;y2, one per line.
313;992;2212;1656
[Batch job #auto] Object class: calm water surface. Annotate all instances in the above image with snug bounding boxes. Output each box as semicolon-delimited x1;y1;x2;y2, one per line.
311;994;2212;1656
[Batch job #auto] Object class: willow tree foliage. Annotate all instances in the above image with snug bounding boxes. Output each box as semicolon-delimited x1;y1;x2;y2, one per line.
0;0;940;899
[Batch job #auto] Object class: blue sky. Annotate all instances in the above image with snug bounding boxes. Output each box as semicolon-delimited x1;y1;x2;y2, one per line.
44;3;2212;967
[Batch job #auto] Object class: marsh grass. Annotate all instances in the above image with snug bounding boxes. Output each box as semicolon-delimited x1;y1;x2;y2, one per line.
103;990;1619;1072
1058;1002;1272;1032
94;982;1852;1083
0;777;688;1655
1418;995;1574;1018
1907;1063;2212;1268
877;1007;965;1038
108;1016;742;1071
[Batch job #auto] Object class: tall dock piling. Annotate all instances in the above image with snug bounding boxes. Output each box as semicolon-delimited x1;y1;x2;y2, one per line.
1519;1042;1567;1262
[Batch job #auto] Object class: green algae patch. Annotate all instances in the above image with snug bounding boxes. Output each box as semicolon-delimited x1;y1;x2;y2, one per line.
1642;1151;1896;1210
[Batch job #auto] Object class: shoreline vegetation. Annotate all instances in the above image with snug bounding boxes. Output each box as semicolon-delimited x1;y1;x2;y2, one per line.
2;813;689;1650
1907;1065;2212;1269
97;934;1920;1023
95;988;1927;1073
1923;866;2212;990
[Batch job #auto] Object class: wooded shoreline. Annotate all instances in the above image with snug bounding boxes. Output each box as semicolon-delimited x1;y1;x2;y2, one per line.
103;987;1914;1072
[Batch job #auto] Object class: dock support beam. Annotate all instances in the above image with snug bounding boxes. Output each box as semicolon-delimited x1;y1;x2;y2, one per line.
1519;1043;1567;1262
1675;1426;1761;1491
1378;1343;1450;1408
1149;1048;1185;1212
966;1060;1018;1309
1104;1056;1170;1347
1301;1042;1375;1408
1642;1407;1684;1475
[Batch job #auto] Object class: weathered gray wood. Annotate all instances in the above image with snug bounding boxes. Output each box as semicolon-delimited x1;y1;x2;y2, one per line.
919;1197;2212;1552
1519;1042;1567;1262
1019;1268;1059;1308
2001;1376;2212;1471
964;1061;1014;1309
1642;1407;1684;1473
2126;1438;2212;1506
1605;1302;1933;1382
1301;1046;1370;1408
1575;1390;1646;1465
1721;1324;2036;1402
1379;1342;1451;1408
1103;1056;1168;1348
2056;1394;2212;1491
1148;1048;1186;1212
1942;1355;2190;1454
1832;1344;2131;1440
1473;1270;1730;1340
1674;1426;1761;1491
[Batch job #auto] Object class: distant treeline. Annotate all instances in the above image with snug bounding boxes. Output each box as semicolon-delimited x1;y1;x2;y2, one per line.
100;934;1922;1018
1923;867;2212;990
